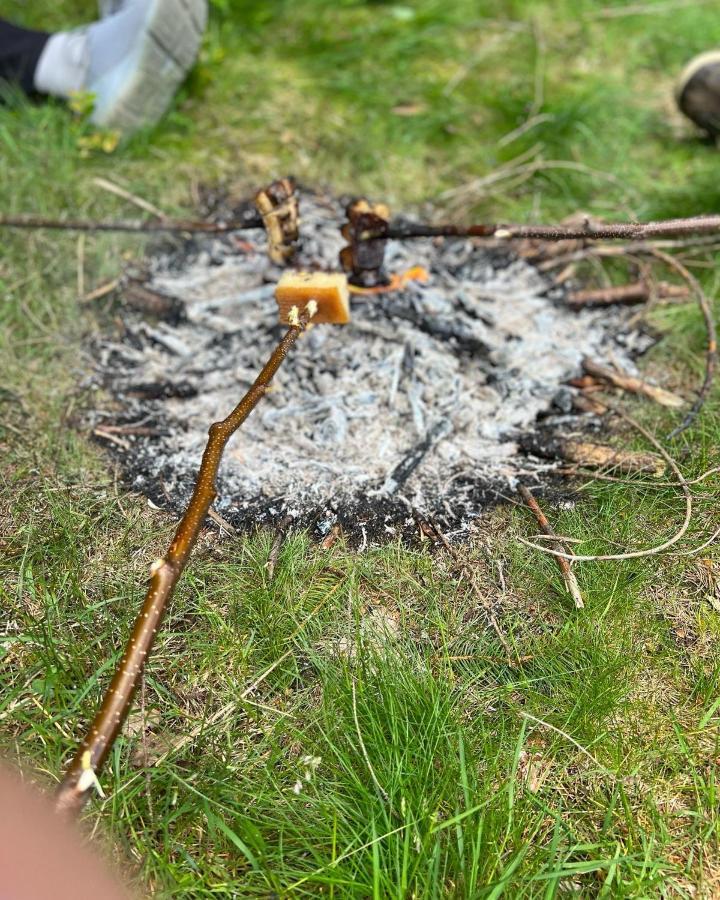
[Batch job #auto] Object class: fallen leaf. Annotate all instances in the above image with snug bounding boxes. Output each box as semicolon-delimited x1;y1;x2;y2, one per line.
392;103;427;117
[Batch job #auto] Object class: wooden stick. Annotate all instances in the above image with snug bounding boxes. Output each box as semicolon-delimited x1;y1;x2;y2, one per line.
382;214;720;243
54;306;316;819
581;358;685;409
0;213;262;235
566;280;688;309
559;439;665;476
518;486;584;609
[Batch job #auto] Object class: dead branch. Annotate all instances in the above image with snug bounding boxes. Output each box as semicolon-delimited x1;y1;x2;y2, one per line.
518;486;584;609
265;515;293;581
382;214;720;243
528;436;666;476
581;358;685;409
520;407;692;562
54;304;317;819
567;281;688;309
0;212;263;235
123;281;185;321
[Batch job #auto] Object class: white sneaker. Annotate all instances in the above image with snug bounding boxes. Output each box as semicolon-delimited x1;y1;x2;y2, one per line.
88;0;207;132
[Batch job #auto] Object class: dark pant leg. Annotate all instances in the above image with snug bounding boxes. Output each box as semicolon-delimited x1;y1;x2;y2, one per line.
0;20;51;94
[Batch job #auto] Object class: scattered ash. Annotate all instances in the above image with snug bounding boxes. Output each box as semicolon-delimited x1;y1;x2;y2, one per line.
88;190;652;545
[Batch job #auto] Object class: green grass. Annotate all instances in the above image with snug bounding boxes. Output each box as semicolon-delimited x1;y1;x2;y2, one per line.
2;0;720;895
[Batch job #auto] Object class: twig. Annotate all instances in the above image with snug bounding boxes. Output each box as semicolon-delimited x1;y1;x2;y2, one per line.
581;358;685;409
639;248;717;439
81;278;120;303
76;234;85;301
518;486;584;609
54;304;317;819
265;515;292;581
560;464;720;489
519;407;692;562
537;437;666;476
567;280;688;309
91;176;168;219
382;214;720;243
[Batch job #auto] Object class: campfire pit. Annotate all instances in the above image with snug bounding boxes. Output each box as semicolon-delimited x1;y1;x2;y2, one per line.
89;188;652;544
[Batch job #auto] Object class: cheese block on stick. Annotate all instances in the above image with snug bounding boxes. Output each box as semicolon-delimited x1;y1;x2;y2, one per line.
275;271;351;324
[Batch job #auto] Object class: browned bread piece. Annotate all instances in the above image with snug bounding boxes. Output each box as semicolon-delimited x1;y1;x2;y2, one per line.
275;271;351;324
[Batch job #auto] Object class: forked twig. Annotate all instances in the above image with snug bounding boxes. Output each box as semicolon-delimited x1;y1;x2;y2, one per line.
518;486;584;609
54;304;317;818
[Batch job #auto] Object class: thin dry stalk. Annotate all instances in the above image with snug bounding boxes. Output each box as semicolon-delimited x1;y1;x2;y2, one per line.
566;281;688;309
54;305;317;819
639;248;717;439
518;486;584;609
91;177;168;219
581;358;685;409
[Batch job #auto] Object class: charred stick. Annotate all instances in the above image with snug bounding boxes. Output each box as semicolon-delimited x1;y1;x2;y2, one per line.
567;281;689;309
123;281;185;322
381;214;720;243
559;440;665;476
517;486;584;610
265;515;293;581
0;213;263;235
55;306;316;819
523;433;666;476
581;358;685;409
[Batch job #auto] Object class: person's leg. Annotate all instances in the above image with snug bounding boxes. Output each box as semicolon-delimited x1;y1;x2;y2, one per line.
0;20;51;95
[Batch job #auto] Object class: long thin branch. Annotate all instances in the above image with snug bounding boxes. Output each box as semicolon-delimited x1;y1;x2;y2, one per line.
382;214;720;243
54;307;315;819
0;212;263;235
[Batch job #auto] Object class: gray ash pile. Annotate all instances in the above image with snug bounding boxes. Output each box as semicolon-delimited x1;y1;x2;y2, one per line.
89;190;648;544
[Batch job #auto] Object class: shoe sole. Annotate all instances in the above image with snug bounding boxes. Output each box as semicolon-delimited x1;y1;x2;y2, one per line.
90;0;207;133
675;49;720;102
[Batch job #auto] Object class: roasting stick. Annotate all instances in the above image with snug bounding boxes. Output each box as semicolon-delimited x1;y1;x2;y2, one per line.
381;214;720;242
0;213;263;235
56;274;350;818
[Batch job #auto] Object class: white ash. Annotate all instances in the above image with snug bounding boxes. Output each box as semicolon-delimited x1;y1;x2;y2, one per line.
92;191;648;543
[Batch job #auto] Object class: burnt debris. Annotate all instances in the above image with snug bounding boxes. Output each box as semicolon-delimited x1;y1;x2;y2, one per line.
339;198;391;288
254;177;300;265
